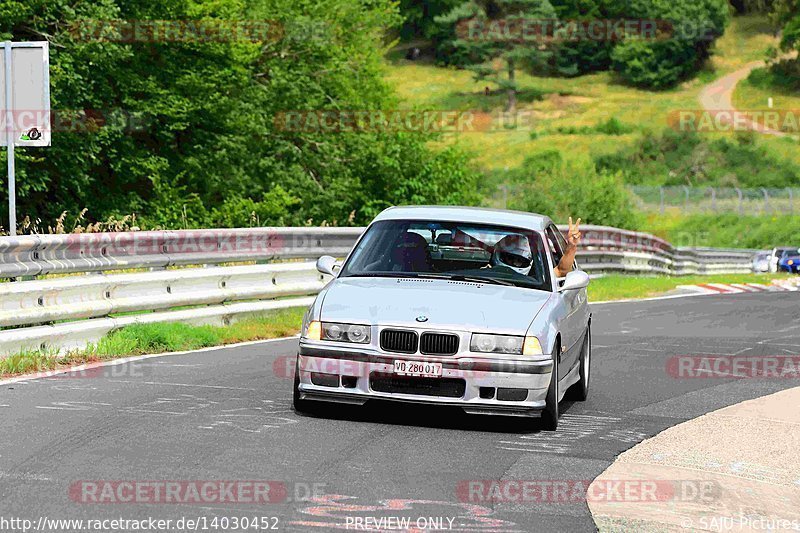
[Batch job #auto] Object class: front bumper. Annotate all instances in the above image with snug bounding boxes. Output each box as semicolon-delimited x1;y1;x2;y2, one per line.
296;343;554;417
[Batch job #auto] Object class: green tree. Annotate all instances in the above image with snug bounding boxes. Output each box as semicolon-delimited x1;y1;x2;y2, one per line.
398;0;462;40
771;0;799;54
0;0;482;230
435;0;557;112
611;0;729;89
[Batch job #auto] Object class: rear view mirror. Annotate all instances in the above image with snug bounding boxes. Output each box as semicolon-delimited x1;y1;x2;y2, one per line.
316;255;341;277
560;270;590;292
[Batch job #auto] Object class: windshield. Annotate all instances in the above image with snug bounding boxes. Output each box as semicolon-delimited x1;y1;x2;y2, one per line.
339;220;552;291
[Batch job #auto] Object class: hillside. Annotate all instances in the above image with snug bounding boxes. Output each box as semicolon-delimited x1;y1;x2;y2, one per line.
384;16;798;173
382;15;800;249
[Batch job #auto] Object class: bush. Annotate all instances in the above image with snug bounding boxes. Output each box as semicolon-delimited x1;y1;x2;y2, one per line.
543;117;634;136
209;186;302;228
594;128;800;188
431;0;729;89
611;0;729;89
504;152;639;229
747;62;800;92
594;117;634;135
611;39;702;90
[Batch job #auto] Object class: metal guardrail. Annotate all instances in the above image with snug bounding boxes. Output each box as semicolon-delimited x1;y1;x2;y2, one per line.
0;227;362;278
0;224;761;357
0;263;331;328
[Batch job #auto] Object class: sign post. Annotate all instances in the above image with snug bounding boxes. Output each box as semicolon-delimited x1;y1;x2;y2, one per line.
1;41;50;236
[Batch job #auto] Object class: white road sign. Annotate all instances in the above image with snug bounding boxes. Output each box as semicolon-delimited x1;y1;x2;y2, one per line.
1;41;51;147
2;41;51;236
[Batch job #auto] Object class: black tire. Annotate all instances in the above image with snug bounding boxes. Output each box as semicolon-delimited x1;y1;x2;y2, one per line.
292;358;318;415
541;341;560;431
566;325;591;402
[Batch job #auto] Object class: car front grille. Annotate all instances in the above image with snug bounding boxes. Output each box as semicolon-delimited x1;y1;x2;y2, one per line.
420;332;459;355
380;329;418;353
369;374;466;398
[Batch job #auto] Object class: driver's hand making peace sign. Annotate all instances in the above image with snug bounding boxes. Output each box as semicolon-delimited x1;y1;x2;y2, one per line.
554;216;581;278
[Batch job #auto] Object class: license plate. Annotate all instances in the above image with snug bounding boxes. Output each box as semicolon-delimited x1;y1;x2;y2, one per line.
393;360;443;378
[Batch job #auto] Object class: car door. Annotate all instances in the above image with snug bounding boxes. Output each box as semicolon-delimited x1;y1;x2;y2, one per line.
545;225;584;377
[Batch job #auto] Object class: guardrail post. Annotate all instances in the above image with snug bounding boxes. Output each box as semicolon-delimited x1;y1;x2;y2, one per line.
708;187;716;212
683;186;690;212
788;188;794;215
659;186;665;214
761;187;769;214
735;187;743;216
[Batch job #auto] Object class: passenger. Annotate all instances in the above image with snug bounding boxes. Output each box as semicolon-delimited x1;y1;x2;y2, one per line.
490;217;582;278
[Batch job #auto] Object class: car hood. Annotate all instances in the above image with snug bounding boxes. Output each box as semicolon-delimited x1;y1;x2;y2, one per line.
318;276;552;334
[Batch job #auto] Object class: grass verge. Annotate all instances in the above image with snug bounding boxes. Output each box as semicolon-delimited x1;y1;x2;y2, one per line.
588;273;791;302
0;307;305;378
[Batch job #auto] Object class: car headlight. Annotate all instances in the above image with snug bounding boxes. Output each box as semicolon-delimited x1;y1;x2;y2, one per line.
789;260;795;266
470;334;543;355
311;321;371;344
303;320;322;340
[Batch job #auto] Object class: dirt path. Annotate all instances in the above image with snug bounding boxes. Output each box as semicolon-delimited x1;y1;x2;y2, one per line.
698;57;800;138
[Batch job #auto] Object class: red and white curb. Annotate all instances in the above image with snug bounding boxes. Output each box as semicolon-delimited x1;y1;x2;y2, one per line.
678;278;800;295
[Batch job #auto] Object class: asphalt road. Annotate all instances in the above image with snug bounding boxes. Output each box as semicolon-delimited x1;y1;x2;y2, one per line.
1;292;799;533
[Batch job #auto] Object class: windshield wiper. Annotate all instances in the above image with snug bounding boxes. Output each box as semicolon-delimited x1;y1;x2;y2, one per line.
416;273;517;287
346;272;518;287
345;272;420;278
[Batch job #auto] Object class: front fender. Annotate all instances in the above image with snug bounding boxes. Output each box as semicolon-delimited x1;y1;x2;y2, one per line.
526;295;566;356
300;282;333;337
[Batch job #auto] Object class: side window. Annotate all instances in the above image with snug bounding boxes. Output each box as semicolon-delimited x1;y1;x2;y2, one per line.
544;226;563;269
553;226;569;258
553;225;576;270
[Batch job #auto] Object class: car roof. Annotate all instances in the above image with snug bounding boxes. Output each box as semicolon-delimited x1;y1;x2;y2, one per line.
372;206;552;231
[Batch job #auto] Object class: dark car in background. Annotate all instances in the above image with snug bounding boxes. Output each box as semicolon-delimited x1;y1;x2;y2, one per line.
777;249;800;274
769;247;799;272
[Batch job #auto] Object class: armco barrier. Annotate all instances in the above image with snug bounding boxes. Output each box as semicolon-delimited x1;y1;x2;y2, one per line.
0;263;330;328
0;227;364;278
0;224;760;357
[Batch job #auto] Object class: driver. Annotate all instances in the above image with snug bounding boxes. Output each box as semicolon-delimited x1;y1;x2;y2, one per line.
491;217;582;278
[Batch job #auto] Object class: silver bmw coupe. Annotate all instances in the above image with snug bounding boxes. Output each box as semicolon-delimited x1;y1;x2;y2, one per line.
293;206;591;430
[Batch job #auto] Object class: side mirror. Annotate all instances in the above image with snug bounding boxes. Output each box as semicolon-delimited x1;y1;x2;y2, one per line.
559;270;590;292
316;255;341;277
